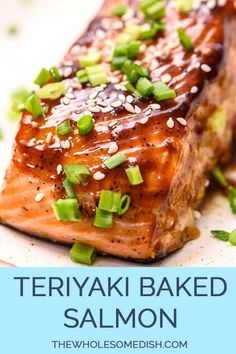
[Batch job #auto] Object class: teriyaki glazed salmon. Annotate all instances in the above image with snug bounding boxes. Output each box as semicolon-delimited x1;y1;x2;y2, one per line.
0;0;236;263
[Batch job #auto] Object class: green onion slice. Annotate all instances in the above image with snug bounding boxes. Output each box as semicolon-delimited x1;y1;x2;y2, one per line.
178;28;194;51
104;152;127;170
36;82;65;100
63;178;76;199
127;41;141;59
139;0;157;13
211;230;229;242
56;120;73;136
111;56;127;71
228;188;236;214
212;167;228;188
125;82;142;98
52;198;81;222
122;60;149;84
86;65;108;87
98;190;121;213
177;0;192;13
136;77;154;97
93;208;113;228
145;1;165;20
126;166;144;185
70;243;96;265
77;114;94;136
76;69;89;84
153;81;176;101
118;194;131;216
34;68;50;86
24;95;43;118
49;66;61;82
229;230;236;246
80;53;101;67
112;4;128;17
64;163;90;184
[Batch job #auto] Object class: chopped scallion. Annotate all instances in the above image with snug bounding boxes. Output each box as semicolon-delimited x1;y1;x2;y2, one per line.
111;4;128;17
49;66;61;82
64;163;90;184
118;194;131;216
63;178;76;199
125;166;144;185
228;188;236;214
212;167;228;188
139;0;157;13
127;41;141;59
178;28;194;51
111;56;127;71
177;0;192;13
125;82;142;98
153;81;176;101
76;69;89;84
80;53;101;67
145;2;165;20
93;208;113;228
211;230;229;242
52;198;81;222
136;77;154;97
229;230;236;246
104;152;127;170
70;243;96;265
56;120;73;136
34;68;50;86
86;65;108;87
24;95;43;118
98;190;121;213
36;82;65;100
122;60;149;84
77;115;94;136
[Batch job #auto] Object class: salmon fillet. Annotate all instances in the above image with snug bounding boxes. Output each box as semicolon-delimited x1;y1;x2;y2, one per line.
0;0;236;262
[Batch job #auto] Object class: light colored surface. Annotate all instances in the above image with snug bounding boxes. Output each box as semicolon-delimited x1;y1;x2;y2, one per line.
0;0;236;267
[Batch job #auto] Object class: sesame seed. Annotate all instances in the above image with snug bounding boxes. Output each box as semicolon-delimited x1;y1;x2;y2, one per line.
177;117;187;126
111;100;122;108
118;94;126;101
60;140;70;149
89;106;101;113
95;86;104;92
108;142;119;154
167;117;174;129
201;64;212;73
190;86;198;94
140;117;149;124
114;84;122;90
89;92;99;100
126;95;134;103
46;132;53;144
65;93;76;100
56;164;63;175
124;103;135;113
193;210;201;220
144;108;152;116
35;192;45;202
135;105;142;114
109;121;117;127
63;67;73;78
161;73;172;83
83;110;93;116
93;171;106;181
62;97;71;105
149;103;161;110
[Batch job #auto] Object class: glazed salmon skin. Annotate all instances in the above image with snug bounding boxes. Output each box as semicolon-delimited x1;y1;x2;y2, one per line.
0;0;236;262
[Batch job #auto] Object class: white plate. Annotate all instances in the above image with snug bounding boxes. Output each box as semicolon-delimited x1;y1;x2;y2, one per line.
0;0;236;267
